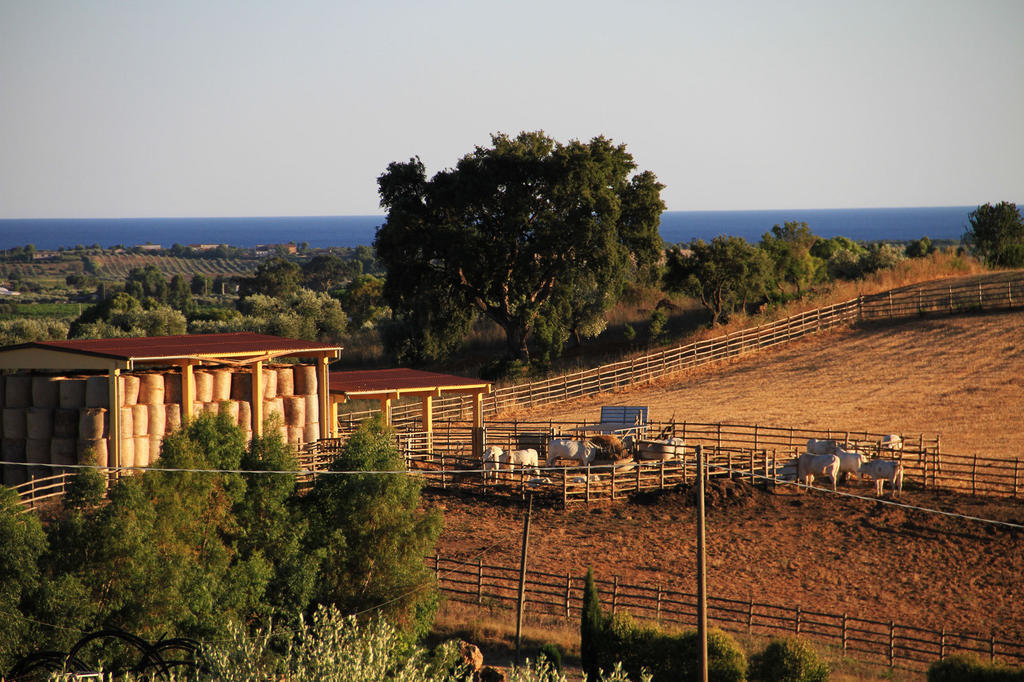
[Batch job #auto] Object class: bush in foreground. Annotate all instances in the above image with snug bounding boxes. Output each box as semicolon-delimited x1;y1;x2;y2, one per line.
748;637;829;682
928;654;1024;681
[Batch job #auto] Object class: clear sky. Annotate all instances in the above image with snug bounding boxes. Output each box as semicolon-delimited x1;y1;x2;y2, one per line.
1;0;1021;219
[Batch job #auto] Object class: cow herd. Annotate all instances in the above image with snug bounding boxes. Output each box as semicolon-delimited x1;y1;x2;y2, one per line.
480;433;906;497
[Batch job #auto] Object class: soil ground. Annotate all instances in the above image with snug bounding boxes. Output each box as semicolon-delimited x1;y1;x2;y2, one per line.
431;311;1024;679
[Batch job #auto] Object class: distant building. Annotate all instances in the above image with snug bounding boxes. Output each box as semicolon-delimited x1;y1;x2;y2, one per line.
0;287;21;296
189;244;223;251
31;251;60;261
136;244;162;252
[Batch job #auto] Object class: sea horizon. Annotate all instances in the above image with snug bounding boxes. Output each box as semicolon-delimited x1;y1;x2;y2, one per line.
0;205;979;251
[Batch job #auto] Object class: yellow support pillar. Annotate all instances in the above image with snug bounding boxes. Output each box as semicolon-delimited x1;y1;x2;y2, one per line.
181;362;196;422
318;356;331;440
107;368;122;476
380;397;393;426
251;360;264;436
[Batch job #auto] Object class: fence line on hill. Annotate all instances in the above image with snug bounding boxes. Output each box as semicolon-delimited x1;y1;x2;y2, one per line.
431;554;1024;673
338;271;1024;428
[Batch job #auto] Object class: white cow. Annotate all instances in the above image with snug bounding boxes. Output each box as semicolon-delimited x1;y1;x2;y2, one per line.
546;438;598;466
506;448;540;475
638;437;686;461
835;447;867;483
861;459;904;497
481;445;507;482
796;452;841;491
881;434;904;454
806;438;838;455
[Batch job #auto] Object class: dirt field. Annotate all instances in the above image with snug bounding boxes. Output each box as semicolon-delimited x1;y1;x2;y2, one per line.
433;311;1024;677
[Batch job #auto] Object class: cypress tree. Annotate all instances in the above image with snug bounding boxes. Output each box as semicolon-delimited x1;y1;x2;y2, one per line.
580;567;605;681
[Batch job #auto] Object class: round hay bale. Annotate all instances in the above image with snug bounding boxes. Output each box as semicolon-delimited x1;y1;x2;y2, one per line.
26;408;54;440
5;375;32;408
294;365;317;395
237;400;252;430
53;409;79;438
283;396;305;427
77;438;109;467
212;370;232;402
165;403;181;432
278;424;290;441
263;397;284;421
2;438;26;464
32;376;61;408
131;403;149;436
202;402;219;415
230;371;252;401
288;426;304;444
119;407;134;439
79;408;107;439
2;463;27;487
50;438;77;467
26;438;50;478
262;368;278;399
148;403;166;437
219;400;240;424
120;374;141;405
165;373;182;404
138;374;165;404
134;436;151;467
276;367;294;396
85;376;109;407
118;436;136;469
149;436;163;464
194;372;214;403
2;408;27;439
59;378;87;408
303;423;320;444
304;394;320;425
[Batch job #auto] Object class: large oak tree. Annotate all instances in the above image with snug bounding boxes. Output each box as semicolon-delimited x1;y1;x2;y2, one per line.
374;131;665;364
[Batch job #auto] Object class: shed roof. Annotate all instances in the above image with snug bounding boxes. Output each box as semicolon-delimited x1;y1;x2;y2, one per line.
330;368;490;401
0;332;342;371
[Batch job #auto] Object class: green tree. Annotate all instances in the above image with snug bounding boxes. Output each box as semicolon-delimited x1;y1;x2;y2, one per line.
235;289;348;341
0;487;47;672
964;201;1024;267
580;568;607;681
124;264;168;303
341;274;390;329
306;417;442;638
759;221;820;295
302;254;359;292
244;257;302;298
663;236;771;325
167;274;194;313
905;236;934;258
191;273;213;295
375;131;665;363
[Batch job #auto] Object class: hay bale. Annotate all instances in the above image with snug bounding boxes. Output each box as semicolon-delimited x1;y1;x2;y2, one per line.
32;376;61;408
59;378;87;408
118;436;135;469
283;396;305;427
212;370;232;402
276;367;294;396
77;438;109;467
2;439;27;487
288;426;304;444
2;408;27;439
120;374;141;405
202;402;219;415
263;397;284;421
294;365;317;395
165;373;182;403
237;400;252;430
148;403;166;437
303;423;320;444
79;408;107;439
85;376;109;407
119;407;134;439
26;438;51;478
139;374;165;404
26;408;54;440
149;436;163;464
131;403;148;436
165;403;181;432
194;372;214;403
53;409;78;438
304;394;320;425
5;375;32;408
262;368;278;399
134;436;152;467
278;424;290;441
219;400;240;424
50;438;77;467
230;371;252;401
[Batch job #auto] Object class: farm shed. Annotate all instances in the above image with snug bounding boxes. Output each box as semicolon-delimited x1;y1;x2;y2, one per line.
0;332;341;484
329;368;491;452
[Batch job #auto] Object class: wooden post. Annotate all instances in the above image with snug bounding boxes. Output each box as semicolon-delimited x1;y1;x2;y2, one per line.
749;450;754;485
656;584;663;623
696;444;709;682
1015;458;1020;498
990;633;995;663
889;621;895;667
972;453;978;495
746;596;753;633
940;627;946;660
515;494;533;665
611;463;616;500
612;576;619;615
565;573;572;621
842;613;848;653
795;606;801;634
477;558;483;605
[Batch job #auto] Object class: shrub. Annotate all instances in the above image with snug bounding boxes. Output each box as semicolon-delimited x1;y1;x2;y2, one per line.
538;643;563;673
928;654;1024;682
748;637;829;682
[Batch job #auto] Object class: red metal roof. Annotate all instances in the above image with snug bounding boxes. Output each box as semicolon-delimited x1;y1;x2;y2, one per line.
330;368;490;395
6;332;341;361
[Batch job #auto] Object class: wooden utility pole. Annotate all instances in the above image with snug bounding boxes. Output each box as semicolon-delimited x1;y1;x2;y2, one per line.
696;444;709;682
515;493;534;665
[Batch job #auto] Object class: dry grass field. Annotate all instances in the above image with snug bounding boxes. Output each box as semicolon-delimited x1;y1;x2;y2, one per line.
433;309;1024;680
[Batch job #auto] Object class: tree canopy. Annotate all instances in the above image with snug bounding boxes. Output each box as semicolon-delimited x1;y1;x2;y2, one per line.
965;201;1024;267
374;131;665;365
663;236;771;325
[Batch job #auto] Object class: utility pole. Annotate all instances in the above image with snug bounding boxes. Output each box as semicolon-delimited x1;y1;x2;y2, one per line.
515;492;534;666
696;444;709;682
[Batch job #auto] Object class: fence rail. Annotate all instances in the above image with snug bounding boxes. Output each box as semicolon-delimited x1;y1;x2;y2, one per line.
432;555;1024;673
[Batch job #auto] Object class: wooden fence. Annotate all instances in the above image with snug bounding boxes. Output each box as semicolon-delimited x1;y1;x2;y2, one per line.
432;554;1024;673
